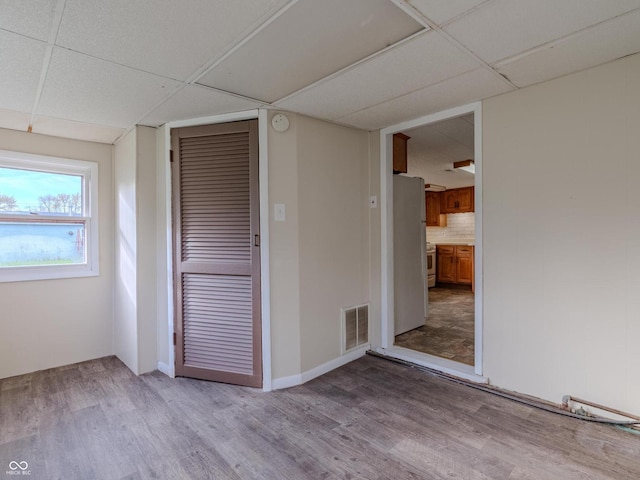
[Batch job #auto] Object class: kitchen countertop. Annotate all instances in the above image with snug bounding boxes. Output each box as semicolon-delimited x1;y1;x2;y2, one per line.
428;238;475;246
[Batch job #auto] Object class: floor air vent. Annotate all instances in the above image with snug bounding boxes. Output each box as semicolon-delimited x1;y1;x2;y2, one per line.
342;304;369;353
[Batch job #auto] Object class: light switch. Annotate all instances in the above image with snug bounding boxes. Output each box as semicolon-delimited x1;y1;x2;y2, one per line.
370;196;378;208
274;203;286;221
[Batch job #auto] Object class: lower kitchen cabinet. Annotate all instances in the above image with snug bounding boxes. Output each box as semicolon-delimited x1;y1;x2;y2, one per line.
455;246;474;285
437;245;474;286
436;246;456;283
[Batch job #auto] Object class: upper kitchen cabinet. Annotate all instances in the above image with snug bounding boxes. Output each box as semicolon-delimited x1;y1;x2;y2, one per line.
425;191;446;227
441;186;474;214
392;133;410;174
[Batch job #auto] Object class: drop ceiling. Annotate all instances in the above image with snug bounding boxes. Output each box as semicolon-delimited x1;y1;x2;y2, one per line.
1;0;639;144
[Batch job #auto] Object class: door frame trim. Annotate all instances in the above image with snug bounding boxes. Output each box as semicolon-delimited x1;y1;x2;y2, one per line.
379;101;484;377
161;108;272;391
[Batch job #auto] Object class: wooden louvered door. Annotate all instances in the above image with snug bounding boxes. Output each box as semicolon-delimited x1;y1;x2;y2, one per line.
171;120;261;387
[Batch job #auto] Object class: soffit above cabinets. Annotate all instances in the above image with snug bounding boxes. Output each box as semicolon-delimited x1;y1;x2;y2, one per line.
0;0;639;144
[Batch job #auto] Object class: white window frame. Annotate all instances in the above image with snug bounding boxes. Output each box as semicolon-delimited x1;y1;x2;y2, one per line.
0;150;99;282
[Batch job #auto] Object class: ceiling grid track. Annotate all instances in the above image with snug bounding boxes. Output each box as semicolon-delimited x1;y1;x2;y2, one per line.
123;0;300;142
389;0;517;90
1;0;638;143
186;0;300;86
272;29;429;107
28;0;67;133
493;6;640;69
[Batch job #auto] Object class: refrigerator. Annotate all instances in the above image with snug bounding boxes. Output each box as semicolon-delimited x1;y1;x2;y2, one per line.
393;175;428;335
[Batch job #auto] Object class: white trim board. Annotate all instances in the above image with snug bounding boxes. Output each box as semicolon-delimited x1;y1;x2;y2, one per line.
160;108;272;390
271;345;370;390
375;347;487;383
379;101;484;378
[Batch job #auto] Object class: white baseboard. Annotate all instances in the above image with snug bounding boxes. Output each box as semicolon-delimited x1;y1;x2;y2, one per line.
157;361;174;377
271;372;303;390
271;345;370;390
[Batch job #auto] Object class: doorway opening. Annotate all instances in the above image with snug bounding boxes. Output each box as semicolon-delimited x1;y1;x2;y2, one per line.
380;102;483;379
395;113;475;365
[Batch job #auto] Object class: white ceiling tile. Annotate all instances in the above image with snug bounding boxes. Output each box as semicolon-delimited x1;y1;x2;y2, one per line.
407;0;488;25
496;9;640;88
0;31;47;112
337;68;513;130
197;0;424;103
445;0;640;64
32;116;126;144
56;0;289;80
275;31;478;120
140;85;262;127
37;48;181;128
0;0;57;41
0;109;30;132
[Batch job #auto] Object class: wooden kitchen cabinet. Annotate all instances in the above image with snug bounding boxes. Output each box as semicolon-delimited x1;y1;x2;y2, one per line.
436;246;456;283
455;246;474;285
425;191;447;227
441;186;474;214
437;245;474;286
392;133;410;174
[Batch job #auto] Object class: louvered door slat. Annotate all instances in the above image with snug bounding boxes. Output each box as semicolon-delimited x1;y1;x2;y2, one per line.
172;120;261;387
182;273;253;374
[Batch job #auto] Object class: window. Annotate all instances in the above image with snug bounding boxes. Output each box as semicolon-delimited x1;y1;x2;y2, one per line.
0;150;99;282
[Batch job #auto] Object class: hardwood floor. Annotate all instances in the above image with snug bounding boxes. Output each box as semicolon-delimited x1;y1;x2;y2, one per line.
1;355;639;479
395;287;475;365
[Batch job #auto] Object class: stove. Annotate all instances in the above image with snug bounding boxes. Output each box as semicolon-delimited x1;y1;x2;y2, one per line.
426;243;436;287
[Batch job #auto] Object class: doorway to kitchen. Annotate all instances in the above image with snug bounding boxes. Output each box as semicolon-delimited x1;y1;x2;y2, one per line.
380;102;483;379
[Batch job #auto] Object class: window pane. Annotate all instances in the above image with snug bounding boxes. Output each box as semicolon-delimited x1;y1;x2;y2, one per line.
0;222;85;266
0;167;82;215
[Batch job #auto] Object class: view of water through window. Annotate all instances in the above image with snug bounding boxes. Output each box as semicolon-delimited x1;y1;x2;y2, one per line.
0;167;85;267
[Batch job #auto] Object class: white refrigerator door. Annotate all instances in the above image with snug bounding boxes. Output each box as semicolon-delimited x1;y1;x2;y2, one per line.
393;175;428;336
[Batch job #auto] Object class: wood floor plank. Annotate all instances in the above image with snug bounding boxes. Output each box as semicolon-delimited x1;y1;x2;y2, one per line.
1;355;640;480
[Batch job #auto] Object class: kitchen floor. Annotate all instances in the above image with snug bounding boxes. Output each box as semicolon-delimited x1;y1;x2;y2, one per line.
394;286;474;365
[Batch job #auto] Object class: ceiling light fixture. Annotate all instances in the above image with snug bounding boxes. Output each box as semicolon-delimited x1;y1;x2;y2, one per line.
453;159;475;174
425;183;446;192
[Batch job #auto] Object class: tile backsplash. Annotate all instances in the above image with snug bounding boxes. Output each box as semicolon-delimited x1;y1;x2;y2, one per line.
427;212;475;238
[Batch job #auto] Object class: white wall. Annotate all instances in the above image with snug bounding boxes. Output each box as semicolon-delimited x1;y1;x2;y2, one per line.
483;53;640;415
114;126;157;375
267;111;302;380
135;126;158;373
267;112;371;380
114;129;138;373
155;124;171;371
296;115;370;371
0;128;114;379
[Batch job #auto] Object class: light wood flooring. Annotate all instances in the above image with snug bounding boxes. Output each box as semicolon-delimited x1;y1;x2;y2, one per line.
395;286;475;365
1;355;639;479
